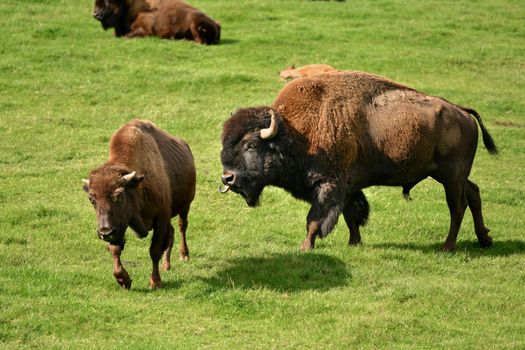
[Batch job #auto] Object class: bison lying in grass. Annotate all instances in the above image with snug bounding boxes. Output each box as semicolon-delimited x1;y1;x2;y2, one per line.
83;120;196;289
93;0;221;44
220;71;497;252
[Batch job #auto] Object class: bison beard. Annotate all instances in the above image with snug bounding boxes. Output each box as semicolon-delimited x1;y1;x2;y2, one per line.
220;71;497;252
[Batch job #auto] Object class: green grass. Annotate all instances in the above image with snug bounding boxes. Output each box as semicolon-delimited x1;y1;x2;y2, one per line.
1;0;524;348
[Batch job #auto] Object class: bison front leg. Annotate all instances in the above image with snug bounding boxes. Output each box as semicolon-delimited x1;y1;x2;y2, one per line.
109;244;132;289
301;184;344;251
150;220;170;289
342;190;370;246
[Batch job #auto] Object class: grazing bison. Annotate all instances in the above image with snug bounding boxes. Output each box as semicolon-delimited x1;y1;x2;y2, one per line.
220;71;497;252
279;64;336;80
82;120;196;289
93;0;221;44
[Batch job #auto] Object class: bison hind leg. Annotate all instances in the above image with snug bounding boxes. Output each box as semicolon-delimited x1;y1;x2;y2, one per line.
402;179;424;201
343;190;370;245
178;209;190;262
465;179;493;248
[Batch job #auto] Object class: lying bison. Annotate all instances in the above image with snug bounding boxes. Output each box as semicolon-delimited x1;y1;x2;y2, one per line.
93;0;221;44
82;120;196;289
220;71;497;252
279;64;336;81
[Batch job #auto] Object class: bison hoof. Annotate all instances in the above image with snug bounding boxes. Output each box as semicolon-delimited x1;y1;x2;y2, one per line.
114;270;132;289
300;239;314;252
479;235;493;248
179;254;189;262
149;277;162;289
442;243;456;253
116;277;132;290
348;238;362;246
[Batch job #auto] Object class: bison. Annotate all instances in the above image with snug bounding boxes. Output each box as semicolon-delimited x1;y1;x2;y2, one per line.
82;120;196;289
279;64;336;81
220;71;497;252
93;0;221;44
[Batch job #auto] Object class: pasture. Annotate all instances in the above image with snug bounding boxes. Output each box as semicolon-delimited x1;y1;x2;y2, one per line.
1;0;524;348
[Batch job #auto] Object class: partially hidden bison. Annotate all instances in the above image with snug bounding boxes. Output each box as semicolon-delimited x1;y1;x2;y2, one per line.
279;64;336;81
220;71;497;252
93;0;221;44
82;120;196;289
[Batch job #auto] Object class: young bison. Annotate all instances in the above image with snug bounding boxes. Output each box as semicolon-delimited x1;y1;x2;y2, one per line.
82;120;196;289
279;64;336;80
93;0;221;44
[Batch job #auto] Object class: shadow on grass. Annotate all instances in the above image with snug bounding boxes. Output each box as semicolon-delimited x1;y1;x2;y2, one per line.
201;252;350;293
369;239;525;257
131;279;182;293
218;38;239;45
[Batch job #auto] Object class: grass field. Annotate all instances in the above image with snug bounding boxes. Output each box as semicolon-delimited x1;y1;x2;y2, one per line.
1;0;524;348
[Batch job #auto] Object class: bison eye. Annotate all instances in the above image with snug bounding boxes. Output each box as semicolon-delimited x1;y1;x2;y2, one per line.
244;142;256;152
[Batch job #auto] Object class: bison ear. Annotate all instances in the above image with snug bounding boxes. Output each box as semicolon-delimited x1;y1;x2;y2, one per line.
82;179;90;193
121;171;145;189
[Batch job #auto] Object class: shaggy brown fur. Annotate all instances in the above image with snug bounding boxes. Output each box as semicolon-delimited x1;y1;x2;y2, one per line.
83;120;196;289
93;0;221;44
279;64;336;80
273;71;415;166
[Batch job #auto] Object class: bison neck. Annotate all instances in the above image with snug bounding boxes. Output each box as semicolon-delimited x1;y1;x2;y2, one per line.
268;151;317;203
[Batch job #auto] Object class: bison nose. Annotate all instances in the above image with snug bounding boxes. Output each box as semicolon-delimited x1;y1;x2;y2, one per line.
93;11;103;20
97;227;114;240
221;173;235;185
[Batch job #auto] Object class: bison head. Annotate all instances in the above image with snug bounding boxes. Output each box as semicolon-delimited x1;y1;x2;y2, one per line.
82;165;144;244
93;0;123;30
220;107;293;207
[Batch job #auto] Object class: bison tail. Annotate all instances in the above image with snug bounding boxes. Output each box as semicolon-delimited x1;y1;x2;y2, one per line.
461;107;498;155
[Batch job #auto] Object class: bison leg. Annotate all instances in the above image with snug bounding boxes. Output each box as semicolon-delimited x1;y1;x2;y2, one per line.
442;181;468;252
190;23;205;44
162;223;175;271
149;220;170;289
342;190;370;246
465;180;493;248
300;184;344;251
109;244;132;289
178;210;190;262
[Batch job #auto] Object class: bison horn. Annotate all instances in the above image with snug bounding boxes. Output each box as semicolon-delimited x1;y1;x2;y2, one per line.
260;110;278;140
121;171;137;184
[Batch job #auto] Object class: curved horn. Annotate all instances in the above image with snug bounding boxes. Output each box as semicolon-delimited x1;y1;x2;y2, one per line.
121;171;136;184
260;110;278;140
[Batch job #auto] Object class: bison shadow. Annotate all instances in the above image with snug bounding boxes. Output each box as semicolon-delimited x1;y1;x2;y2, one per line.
201;252;350;293
217;38;239;45
369;239;525;258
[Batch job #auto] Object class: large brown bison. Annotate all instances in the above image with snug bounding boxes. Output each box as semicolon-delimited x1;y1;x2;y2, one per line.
220;71;497;252
82;120;196;289
93;0;221;44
